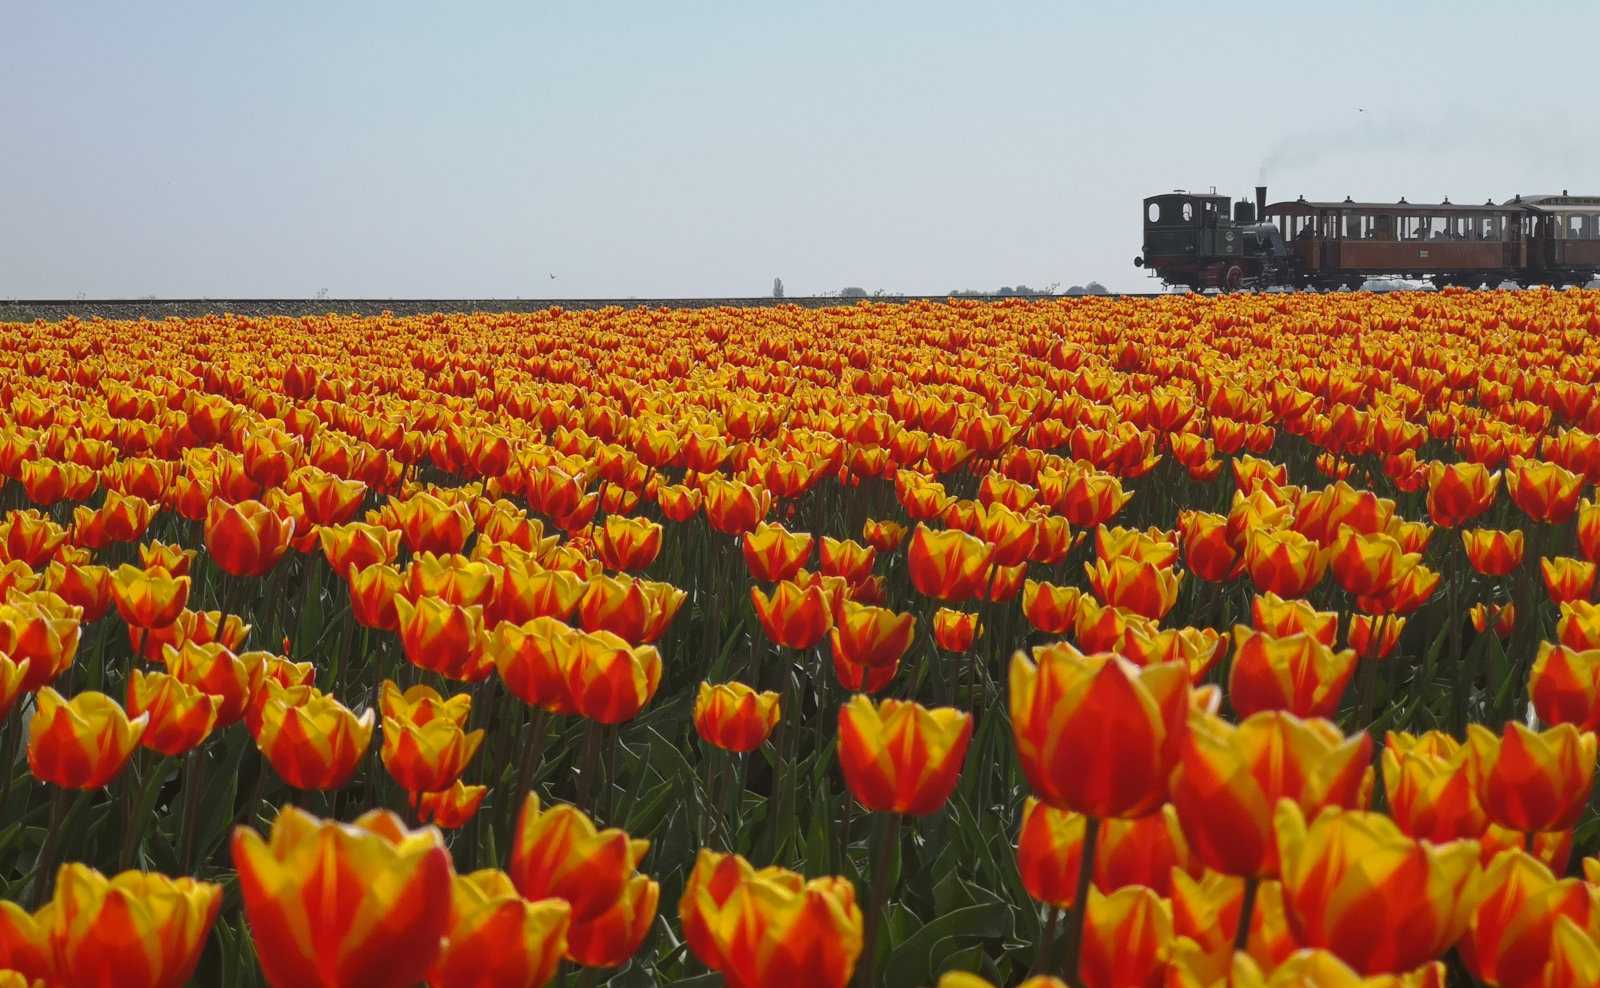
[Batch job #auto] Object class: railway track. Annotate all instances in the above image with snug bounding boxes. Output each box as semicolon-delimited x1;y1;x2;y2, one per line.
1;293;1177;322
1;284;1523;323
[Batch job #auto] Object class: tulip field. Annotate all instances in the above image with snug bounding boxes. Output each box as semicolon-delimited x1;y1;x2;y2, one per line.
5;289;1600;987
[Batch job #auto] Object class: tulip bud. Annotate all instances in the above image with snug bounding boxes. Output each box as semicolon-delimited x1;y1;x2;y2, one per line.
45;864;221;988
1274;803;1480;975
1010;645;1188;819
1468;723;1598;834
837;695;971;815
253;685;374;791
693;681;780;753
126;670;220;756
415;781;488;830
232;806;453;988
28;688;147;789
507;795;649;922
426;871;570;988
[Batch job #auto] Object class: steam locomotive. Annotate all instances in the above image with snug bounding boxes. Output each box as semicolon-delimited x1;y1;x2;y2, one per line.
1134;185;1600;291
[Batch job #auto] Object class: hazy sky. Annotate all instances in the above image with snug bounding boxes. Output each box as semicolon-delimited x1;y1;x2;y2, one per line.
4;1;1597;298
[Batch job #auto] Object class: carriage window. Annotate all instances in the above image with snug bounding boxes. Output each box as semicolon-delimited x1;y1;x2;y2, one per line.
1481;215;1502;240
1374;215;1395;240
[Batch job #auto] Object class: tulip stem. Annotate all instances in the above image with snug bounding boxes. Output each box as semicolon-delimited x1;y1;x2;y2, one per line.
0;713;22;816
578;720;602;818
1356;654;1379;728
81;618;109;694
1031;905;1061;976
1448;574;1467;737
604;724;621;822
178;747;207;872
510;707;549;841
856;812;900;988
25;785;74;908
700;745;716;847
725;750;745;847
1234;874;1259;953
1061;813;1100;988
332;613;355;698
232;747;267;832
119;750;169;870
213;577;235;643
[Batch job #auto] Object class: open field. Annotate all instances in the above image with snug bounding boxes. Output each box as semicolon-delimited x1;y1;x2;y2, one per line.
0;289;1599;986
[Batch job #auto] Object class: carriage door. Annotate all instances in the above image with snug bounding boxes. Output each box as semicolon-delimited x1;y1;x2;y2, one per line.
1538;214;1557;269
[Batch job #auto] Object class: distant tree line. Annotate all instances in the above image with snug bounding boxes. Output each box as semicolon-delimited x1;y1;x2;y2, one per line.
948;282;1106;297
810;282;1112;299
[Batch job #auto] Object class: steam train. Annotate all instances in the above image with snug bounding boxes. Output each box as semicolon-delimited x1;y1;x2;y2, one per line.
1134;185;1600;291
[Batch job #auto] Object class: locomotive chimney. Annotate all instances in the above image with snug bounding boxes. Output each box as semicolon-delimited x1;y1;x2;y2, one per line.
1254;185;1268;222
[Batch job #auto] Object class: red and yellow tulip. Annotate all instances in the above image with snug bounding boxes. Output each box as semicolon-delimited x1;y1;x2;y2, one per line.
837;695;971;815
1010;645;1188;818
232;806;453;988
693;680;780;753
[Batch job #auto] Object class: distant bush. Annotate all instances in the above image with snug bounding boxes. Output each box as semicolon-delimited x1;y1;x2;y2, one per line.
948;283;1068;298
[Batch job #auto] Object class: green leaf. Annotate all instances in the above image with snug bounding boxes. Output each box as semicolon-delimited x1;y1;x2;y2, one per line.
624;780;678;835
884;904;1013;988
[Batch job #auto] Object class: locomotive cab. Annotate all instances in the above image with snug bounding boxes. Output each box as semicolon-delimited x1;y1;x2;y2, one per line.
1136;189;1285;291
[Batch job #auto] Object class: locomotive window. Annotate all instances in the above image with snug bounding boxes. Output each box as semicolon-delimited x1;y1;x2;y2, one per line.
1147;202;1160;223
1182;203;1194;222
